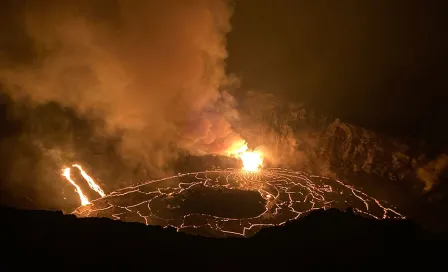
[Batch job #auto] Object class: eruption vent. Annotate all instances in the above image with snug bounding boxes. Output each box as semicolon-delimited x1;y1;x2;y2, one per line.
228;142;264;172
240;151;263;172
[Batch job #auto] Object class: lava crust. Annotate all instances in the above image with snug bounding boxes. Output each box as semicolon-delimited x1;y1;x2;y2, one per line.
73;168;404;237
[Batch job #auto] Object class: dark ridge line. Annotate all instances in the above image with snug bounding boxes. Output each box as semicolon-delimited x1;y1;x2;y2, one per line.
2;205;446;267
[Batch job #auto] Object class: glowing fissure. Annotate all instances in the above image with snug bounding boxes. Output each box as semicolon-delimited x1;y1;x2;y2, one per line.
72;164;106;197
61;164;106;205
59;155;404;237
61;168;91;206
72;168;405;238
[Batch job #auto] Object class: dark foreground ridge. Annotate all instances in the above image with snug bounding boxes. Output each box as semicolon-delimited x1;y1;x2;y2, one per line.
2;206;446;268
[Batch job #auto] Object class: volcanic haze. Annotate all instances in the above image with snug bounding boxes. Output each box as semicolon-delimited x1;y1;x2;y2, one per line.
0;0;242;175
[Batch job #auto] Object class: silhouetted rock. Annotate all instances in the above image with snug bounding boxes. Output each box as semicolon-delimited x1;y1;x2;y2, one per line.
1;206;445;268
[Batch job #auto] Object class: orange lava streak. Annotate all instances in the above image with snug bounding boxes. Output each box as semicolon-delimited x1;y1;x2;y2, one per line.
72;164;106;197
61;168;91;206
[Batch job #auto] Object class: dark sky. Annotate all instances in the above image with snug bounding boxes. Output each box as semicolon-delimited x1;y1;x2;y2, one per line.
227;0;448;143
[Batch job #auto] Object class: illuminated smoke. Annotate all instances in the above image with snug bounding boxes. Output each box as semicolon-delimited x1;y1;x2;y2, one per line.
226;142;264;172
417;154;448;191
0;0;243;176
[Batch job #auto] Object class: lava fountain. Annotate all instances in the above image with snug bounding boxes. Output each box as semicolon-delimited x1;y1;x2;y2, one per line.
227;142;264;172
240;151;263;172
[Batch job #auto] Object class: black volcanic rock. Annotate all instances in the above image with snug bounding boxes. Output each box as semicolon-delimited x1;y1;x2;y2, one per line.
1;206;445;268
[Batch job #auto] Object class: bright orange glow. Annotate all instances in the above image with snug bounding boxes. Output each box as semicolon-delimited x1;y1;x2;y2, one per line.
61;164;107;206
240;151;263;172
227;141;264;172
72;164;105;197
62;167;91;206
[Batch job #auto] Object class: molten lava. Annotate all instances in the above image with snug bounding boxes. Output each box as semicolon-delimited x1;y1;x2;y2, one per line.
227;141;264;172
61;168;91;206
61;164;106;205
60;160;405;238
240;151;263;172
73;168;405;237
73;164;106;197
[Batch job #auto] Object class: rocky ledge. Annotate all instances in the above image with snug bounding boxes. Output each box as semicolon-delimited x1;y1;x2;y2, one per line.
2;206;446;268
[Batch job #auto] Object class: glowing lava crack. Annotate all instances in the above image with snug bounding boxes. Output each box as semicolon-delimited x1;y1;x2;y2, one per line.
72;168;405;238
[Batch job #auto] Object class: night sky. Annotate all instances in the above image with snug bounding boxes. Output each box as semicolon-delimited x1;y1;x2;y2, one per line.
227;0;448;144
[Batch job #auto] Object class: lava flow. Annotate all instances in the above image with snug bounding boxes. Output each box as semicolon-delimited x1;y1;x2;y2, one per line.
61;168;91;206
61;164;105;205
70;167;405;238
72;164;106;197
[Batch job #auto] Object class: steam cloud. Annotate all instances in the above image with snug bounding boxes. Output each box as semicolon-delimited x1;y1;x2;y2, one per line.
0;0;243;174
417;154;448;192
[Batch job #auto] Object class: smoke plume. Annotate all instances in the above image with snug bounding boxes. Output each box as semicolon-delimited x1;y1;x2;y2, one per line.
417;154;448;192
0;0;242;176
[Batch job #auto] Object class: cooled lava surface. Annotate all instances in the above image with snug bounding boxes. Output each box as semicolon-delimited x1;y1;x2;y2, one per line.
73;168;404;237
